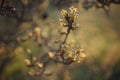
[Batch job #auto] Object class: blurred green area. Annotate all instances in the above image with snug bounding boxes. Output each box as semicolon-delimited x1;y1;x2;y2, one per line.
0;0;120;80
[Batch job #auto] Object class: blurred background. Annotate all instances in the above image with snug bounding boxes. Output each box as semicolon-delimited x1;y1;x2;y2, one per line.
0;0;120;80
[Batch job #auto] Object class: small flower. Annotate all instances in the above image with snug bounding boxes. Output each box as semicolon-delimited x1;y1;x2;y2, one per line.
75;47;84;53
59;18;64;22
80;53;86;59
80;48;84;52
74;14;78;20
60;9;68;18
68;51;73;58
69;6;78;13
60;21;68;27
73;54;78;61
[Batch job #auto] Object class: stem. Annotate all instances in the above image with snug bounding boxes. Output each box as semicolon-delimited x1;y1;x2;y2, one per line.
57;30;70;53
62;32;69;44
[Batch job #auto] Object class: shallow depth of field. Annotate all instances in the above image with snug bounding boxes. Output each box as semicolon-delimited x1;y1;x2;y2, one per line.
0;0;120;80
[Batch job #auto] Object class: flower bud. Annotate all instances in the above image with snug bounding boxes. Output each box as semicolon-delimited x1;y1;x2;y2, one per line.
24;59;32;67
36;62;44;69
48;52;55;59
28;69;35;76
34;27;41;39
26;48;32;54
32;57;37;62
28;32;33;39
